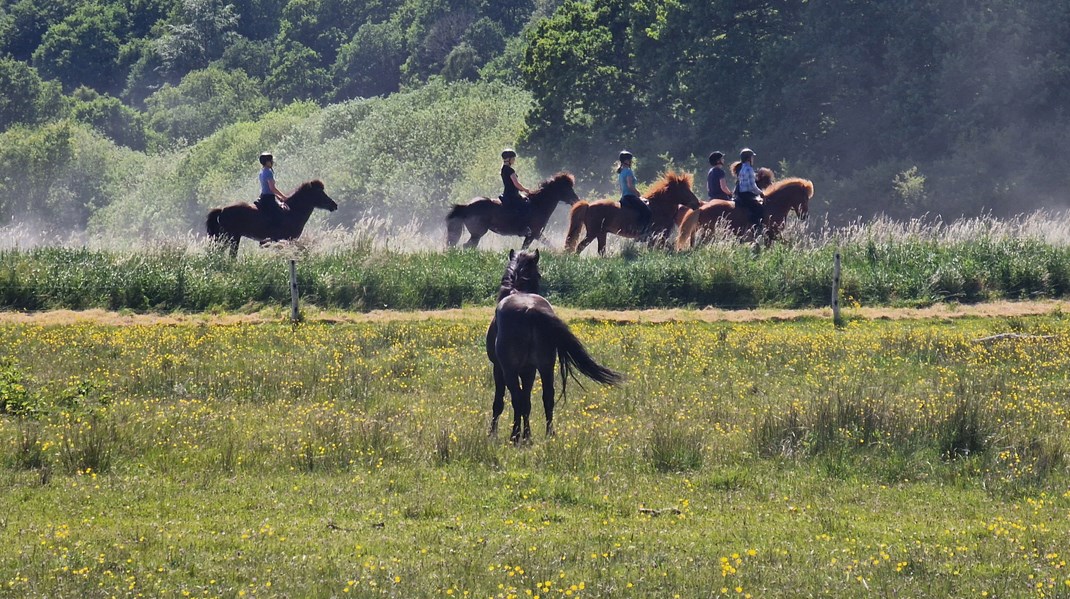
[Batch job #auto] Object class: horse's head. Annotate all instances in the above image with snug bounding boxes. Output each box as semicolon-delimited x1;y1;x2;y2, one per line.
289;180;339;212
534;172;580;205
764;178;814;221
648;170;701;210
500;249;541;297
756;167;775;190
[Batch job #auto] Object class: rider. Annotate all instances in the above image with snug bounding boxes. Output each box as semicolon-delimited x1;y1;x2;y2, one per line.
500;149;532;233
707;151;732;201
733;148;764;234
255;152;289;229
617;151;652;239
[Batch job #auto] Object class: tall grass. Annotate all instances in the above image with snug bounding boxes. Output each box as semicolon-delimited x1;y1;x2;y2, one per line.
3;213;1070;312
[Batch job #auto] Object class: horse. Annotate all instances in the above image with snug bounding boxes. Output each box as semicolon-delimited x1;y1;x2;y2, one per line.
672;167;776;232
675;172;813;250
565;170;701;255
489;249;623;443
206;180;338;257
446;172;580;249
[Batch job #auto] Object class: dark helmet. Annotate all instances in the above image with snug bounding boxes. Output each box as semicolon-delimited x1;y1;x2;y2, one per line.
618;150;633;163
258;152;274;165
740;148;756;161
709;151;725;165
501;148;517;160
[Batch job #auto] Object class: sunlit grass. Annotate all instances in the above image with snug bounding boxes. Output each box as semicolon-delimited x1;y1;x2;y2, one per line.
1;314;1070;595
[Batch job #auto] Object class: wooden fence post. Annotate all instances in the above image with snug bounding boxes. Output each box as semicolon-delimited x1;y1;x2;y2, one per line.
289;259;300;322
831;250;842;326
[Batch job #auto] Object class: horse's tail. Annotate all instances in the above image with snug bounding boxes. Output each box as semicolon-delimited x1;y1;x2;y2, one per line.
206;208;224;239
564;202;588;252
445;204;467;247
676;208;700;251
532;309;623;399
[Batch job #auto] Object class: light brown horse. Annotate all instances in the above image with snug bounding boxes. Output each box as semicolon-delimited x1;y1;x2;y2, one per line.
445;173;580;249
565;171;701;255
676;173;814;250
672;167;775;232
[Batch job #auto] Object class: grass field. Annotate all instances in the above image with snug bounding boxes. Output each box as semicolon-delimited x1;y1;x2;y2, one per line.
3;213;1070;314
2;310;1070;597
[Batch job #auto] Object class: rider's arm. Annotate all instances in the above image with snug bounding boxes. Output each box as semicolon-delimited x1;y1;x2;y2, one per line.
720;177;732;197
510;173;531;195
626;173;639;196
267;178;289;201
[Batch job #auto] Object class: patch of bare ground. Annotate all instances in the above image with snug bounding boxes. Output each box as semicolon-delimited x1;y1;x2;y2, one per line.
1;300;1068;326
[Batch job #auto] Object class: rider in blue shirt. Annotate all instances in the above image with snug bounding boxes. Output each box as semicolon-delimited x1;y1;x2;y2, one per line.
617;151;652;238
255;152;288;227
733;148;763;233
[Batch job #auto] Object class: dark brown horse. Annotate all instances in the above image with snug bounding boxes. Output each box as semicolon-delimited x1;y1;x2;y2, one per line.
565;171;701;255
446;173;580;249
206;180;338;257
676;171;813;250
489;249;622;443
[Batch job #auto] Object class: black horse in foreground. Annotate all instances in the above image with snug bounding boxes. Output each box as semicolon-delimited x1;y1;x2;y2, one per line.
488;249;623;443
206;180;338;257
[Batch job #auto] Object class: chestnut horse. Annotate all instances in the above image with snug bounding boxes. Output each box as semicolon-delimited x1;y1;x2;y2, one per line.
446;173;580;249
206;180;338;257
565;171;701;255
672;167;775;232
489;249;622;442
675;173;814;250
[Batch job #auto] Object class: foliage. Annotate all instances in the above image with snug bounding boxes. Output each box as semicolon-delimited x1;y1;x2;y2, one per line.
30;3;132;94
0;58;65;131
331;21;407;100
143;67;270;147
68;87;148;150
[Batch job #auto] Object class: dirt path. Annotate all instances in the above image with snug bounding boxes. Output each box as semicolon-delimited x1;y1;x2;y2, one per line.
1;300;1067;327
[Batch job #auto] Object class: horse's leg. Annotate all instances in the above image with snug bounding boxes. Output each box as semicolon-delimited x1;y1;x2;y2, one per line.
229;236;239;258
521;234;534;249
597;233;608;256
464;224;488;249
505;374;524;444
490;362;506;436
538;362;556;437
519;368;537;442
575;233;596;254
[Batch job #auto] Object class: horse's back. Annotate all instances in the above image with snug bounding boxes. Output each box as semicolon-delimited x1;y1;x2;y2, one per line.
495;293;556;366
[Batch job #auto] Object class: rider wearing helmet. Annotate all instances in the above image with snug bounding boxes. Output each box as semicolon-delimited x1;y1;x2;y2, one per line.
256;152;289;229
707;151;732;201
500;149;533;234
617;151;652;239
733;148;764;234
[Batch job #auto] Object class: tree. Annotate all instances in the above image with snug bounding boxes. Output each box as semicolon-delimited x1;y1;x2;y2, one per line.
31;3;132;94
145;67;270;146
0;58;65;131
332;21;406;100
265;43;332;104
154;0;240;78
0;0;81;61
69;87;148;150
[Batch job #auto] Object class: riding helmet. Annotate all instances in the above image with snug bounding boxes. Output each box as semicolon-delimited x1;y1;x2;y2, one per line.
709;151;725;165
258;152;274;165
501;149;517;160
619;150;633;163
739;148;756;161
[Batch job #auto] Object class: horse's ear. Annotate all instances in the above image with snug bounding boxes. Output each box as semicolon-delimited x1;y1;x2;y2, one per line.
508;249;515;260
533;249;540;263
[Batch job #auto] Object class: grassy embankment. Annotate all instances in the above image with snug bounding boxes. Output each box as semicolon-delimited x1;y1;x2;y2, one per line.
1;314;1069;596
2;222;1070;313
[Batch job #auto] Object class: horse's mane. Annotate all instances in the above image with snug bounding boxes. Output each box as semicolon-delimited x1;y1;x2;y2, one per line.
645;170;693;197
764;177;814;199
534;172;575;194
285;179;325;202
497;250;541;301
